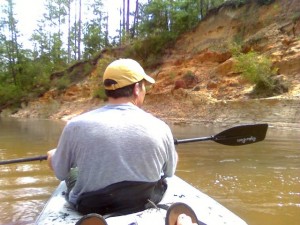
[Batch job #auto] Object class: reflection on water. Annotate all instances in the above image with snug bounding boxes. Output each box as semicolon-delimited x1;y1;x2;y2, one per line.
0;118;65;224
0;119;299;225
172;124;300;225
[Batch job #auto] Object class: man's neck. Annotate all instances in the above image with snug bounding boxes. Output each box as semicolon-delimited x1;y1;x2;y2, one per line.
108;97;135;106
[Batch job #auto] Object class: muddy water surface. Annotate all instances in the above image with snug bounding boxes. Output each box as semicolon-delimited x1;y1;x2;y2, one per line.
0;118;299;225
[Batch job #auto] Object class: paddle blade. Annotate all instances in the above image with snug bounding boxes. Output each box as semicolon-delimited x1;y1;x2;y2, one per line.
213;123;268;146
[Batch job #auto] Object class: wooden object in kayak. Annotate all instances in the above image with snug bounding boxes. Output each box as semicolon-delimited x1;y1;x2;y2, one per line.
35;176;247;225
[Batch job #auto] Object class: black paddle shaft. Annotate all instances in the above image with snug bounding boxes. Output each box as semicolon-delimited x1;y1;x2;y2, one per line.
0;155;47;165
175;123;268;146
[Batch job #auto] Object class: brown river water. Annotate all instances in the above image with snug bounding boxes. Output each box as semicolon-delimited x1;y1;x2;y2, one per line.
0;118;299;225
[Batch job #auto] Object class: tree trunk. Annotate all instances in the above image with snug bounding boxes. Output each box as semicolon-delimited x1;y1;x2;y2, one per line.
77;0;82;60
105;12;109;46
74;0;78;60
7;0;19;85
132;0;139;37
200;0;203;20
119;7;122;40
67;0;71;63
126;0;130;34
119;7;122;42
123;0;126;32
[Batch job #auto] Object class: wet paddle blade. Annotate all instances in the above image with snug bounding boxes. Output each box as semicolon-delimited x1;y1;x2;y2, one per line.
213;123;268;146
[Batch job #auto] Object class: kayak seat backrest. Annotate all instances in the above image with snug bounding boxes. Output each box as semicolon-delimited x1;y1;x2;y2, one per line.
76;179;167;216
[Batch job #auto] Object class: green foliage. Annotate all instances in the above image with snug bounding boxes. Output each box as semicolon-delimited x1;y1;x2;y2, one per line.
138;0;200;37
125;32;177;68
0;83;24;107
169;72;176;80
256;0;275;5
96;57;114;78
68;61;94;83
235;51;275;87
222;0;274;6
18;56;52;93
168;0;200;34
82;63;94;77
229;42;243;56
93;87;107;100
291;12;300;23
90;56;114;100
83;22;106;59
184;71;196;80
144;54;163;69
226;0;246;5
56;75;71;91
233;49;288;97
0;49;53;109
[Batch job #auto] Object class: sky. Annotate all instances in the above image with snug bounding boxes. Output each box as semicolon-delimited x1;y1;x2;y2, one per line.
2;0;147;49
14;0;45;47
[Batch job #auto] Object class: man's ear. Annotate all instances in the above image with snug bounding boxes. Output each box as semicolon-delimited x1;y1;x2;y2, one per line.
133;83;140;96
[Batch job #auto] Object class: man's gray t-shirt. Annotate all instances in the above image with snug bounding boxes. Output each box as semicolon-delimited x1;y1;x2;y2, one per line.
51;104;178;204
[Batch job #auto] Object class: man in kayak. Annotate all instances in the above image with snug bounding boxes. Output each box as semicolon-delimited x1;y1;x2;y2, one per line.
47;58;178;216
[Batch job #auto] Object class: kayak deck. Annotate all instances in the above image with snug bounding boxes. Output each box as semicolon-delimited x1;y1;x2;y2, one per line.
36;176;247;225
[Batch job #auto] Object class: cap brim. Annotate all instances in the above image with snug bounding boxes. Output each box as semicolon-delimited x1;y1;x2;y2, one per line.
144;74;155;84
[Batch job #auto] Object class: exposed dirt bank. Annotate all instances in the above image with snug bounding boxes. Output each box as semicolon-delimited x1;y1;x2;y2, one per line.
144;94;300;130
9;92;300;131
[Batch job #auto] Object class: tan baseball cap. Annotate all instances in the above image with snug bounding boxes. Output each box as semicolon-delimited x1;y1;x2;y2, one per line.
103;59;155;90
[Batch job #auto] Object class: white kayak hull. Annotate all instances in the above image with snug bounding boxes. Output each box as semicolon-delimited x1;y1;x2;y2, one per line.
36;176;247;225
